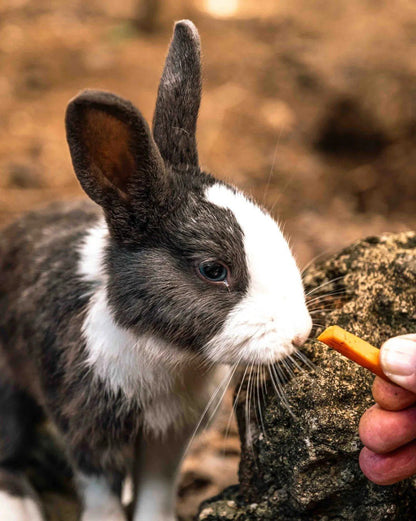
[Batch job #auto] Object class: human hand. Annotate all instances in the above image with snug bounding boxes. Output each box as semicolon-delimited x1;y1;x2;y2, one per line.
359;334;416;485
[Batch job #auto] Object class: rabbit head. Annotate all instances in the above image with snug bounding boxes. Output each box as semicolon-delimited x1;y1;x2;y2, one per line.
65;20;312;369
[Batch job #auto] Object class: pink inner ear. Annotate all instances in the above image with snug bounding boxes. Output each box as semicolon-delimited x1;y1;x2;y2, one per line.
83;109;136;194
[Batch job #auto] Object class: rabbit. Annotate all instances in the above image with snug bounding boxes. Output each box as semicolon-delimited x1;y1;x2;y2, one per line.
0;19;312;521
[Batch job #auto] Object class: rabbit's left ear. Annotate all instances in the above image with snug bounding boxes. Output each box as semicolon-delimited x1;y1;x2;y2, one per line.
66;90;169;241
152;20;201;168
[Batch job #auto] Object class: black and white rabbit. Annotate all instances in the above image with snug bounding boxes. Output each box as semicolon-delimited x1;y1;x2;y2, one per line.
0;20;312;521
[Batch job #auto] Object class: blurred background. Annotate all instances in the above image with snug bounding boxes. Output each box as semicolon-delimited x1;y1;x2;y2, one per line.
1;0;415;519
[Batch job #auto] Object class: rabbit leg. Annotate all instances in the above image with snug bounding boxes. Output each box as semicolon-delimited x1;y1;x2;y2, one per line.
0;378;45;521
76;472;127;521
132;430;190;521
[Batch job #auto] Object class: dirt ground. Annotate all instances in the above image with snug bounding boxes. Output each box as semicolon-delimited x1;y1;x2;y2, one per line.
1;0;415;519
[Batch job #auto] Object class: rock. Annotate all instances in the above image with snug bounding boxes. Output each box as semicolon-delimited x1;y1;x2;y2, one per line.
197;231;416;520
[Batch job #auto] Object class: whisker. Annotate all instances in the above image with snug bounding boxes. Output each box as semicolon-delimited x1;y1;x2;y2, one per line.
311;322;327;328
262;129;283;205
305;294;342;311
287;353;304;373
308;307;340;314
281;358;296;379
305;276;346;298
297;349;331;377
182;358;240;463
244;364;252;455
269;365;295;417
307;297;344;307
203;364;240;432
246;363;258;460
244;364;251;450
306;290;346;306
262;366;267;404
260;365;268;410
274;360;289;385
293;349;318;372
268;363;295;418
256;366;267;439
287;352;319;383
307;296;345;307
248;364;255;455
222;363;249;456
301;248;335;276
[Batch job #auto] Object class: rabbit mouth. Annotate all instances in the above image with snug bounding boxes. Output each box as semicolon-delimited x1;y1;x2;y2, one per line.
204;313;312;366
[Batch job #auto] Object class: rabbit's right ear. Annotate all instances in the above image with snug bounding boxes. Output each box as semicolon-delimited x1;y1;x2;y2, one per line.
66;90;168;239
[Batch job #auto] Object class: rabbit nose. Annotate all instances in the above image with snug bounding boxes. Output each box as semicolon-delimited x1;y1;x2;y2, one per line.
292;330;311;347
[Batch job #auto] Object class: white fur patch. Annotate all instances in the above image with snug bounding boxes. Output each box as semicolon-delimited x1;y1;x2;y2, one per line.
78;218;109;283
78;474;126;521
133;477;177;521
121;476;133;507
0;492;45;521
78;220;229;436
205;183;312;365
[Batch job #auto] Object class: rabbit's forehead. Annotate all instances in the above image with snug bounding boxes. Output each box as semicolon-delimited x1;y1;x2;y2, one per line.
205;183;301;289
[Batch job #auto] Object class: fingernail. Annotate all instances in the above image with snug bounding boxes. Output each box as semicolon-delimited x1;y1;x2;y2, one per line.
380;337;416;377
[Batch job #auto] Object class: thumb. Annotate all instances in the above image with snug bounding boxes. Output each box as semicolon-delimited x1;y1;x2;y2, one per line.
380;335;416;393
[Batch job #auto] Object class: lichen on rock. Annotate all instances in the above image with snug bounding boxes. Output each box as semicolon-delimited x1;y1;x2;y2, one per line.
197;231;416;520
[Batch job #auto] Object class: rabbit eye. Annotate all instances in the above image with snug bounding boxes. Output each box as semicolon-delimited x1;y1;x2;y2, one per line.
198;260;228;284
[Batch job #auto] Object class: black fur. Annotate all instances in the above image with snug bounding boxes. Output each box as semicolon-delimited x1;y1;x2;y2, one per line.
0;468;43;505
0;377;41;469
153;20;201;167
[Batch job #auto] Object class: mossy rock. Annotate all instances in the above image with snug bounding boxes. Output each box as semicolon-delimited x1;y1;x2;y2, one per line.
197;231;416;520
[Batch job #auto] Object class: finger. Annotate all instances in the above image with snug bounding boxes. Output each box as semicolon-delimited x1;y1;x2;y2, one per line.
359;441;416;485
380;335;416;393
359;404;416;453
372;376;416;411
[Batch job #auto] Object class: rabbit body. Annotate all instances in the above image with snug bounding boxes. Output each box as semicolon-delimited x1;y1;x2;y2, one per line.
0;198;229;521
0;20;311;521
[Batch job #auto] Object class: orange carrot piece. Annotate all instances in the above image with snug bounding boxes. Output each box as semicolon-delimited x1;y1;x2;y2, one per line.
317;325;389;381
